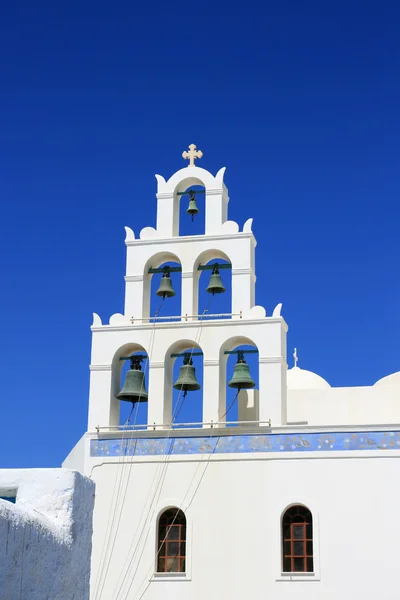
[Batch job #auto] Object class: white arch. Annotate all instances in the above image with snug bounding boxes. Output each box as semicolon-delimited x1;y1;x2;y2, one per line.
192;248;232;316
217;336;259;425
156;166;226;191
163;339;204;426
155;166;228;237
111;342;148;425
142;251;182;319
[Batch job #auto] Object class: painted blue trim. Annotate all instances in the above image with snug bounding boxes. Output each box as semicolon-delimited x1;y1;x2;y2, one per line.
90;430;400;457
0;496;16;504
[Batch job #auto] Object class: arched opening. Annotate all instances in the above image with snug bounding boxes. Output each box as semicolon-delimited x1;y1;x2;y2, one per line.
112;343;149;428
219;337;259;426
173;173;208;237
178;184;206;237
194;249;232;318
282;505;313;573
165;339;203;428
157;507;187;573
144;252;182;322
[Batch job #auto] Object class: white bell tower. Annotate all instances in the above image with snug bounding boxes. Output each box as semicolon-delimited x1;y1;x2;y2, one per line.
86;145;288;432
65;146;289;600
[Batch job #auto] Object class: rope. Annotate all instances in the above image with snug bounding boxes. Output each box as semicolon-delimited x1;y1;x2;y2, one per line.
171;295;213;425
93;298;164;600
219;389;240;422
131;390;231;600
111;294;214;600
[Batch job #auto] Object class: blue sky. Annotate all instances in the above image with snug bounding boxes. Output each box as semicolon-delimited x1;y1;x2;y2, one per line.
0;1;399;467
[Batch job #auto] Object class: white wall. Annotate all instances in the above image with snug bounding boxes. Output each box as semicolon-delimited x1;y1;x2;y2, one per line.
288;384;400;426
87;450;400;600
0;469;95;600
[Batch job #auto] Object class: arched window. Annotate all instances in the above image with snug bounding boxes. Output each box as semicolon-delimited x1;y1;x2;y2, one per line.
282;505;313;573
157;508;186;573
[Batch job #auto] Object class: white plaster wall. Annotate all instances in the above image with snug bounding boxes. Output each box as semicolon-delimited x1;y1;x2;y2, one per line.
63;433;87;473
287;385;400;426
87;451;400;600
0;469;94;600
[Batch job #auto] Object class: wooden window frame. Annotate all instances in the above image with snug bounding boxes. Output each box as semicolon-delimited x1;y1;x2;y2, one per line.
157;508;186;574
282;505;313;573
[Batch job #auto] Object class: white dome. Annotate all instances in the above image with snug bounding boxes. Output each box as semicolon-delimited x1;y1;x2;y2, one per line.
287;366;331;390
374;371;400;388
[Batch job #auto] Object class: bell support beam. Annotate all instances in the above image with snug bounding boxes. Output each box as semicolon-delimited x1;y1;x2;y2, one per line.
176;190;206;196
224;349;258;355
148;266;182;274
171;351;203;358
197;263;232;271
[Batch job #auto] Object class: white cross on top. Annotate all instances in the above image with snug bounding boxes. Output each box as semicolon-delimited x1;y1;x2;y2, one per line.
182;144;203;167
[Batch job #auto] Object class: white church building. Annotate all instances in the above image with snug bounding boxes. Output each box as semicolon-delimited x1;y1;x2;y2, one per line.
54;145;400;598
64;145;400;600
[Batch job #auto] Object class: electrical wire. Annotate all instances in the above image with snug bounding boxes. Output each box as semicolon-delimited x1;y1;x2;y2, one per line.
171;294;213;425
219;389;240;422
95;298;164;600
112;297;214;600
131;389;232;600
93;297;164;600
111;294;215;600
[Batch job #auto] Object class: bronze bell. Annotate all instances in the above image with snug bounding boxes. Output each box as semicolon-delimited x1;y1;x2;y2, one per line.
228;351;256;389
173;353;201;396
206;264;226;295
156;270;176;298
117;356;148;403
186;191;199;221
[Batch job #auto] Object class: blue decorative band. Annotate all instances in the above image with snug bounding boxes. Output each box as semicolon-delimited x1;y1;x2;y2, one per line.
90;430;400;457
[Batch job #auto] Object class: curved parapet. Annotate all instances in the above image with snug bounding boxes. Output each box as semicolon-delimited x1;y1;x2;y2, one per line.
216;220;239;234
215;166;226;185
242;305;267;319
140;226;158;240
272;303;282;317
243;218;253;233
109;313;130;326
91;313;102;327
124;226;135;242
155;174;167;187
374;371;400;388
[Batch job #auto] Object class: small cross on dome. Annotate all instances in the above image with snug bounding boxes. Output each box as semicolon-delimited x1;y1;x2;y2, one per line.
293;348;299;368
182;144;203;167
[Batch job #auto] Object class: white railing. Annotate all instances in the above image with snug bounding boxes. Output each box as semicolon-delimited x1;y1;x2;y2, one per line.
95;419;271;433
128;312;242;324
